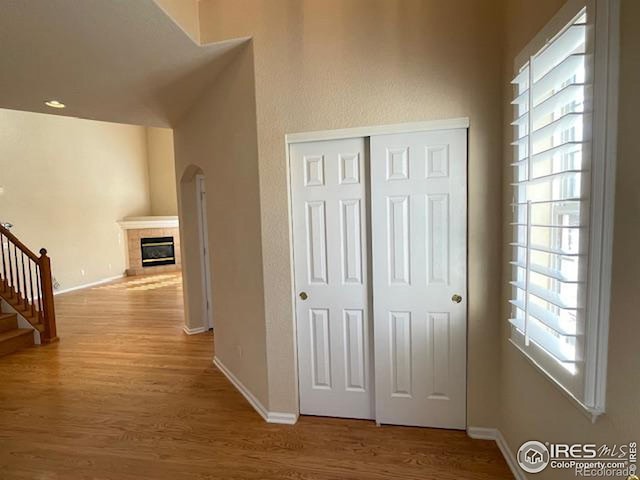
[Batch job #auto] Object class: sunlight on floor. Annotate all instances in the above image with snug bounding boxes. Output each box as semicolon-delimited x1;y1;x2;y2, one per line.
95;273;182;292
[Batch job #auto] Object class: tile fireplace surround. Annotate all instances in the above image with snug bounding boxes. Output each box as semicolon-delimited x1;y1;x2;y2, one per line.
118;216;181;276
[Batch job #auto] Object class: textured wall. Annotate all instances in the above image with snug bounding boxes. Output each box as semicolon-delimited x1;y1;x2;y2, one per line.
499;1;640;477
0;108;150;290
194;0;505;420
146;127;178;216
173;44;270;407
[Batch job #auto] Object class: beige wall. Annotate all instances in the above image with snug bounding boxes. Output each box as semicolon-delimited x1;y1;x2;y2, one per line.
499;1;640;477
0;108;151;291
181;0;506;419
0;110;178;292
153;0;200;43
146;127;178;216
173;44;270;406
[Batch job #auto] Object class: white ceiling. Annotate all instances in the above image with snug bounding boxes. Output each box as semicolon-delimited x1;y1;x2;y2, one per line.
0;0;242;127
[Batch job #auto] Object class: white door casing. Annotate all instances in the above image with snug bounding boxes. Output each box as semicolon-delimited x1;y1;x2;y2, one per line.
196;174;213;330
291;138;374;419
370;129;467;429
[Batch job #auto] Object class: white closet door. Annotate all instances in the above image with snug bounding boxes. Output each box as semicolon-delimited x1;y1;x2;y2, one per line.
291;138;373;419
371;129;467;429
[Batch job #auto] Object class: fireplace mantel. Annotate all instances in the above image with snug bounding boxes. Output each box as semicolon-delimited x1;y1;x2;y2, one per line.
118;216;179;230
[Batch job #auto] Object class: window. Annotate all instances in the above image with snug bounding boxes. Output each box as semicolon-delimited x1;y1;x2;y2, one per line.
509;0;618;417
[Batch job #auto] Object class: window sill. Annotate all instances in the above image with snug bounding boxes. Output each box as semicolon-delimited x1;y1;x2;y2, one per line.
509;339;604;424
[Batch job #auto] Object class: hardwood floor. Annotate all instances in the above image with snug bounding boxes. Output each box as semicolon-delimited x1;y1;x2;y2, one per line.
0;273;512;479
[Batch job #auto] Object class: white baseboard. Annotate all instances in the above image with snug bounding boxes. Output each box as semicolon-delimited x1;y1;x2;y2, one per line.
467;427;525;480
467;426;499;440
182;325;208;335
213;356;298;425
265;411;298;424
54;274;125;296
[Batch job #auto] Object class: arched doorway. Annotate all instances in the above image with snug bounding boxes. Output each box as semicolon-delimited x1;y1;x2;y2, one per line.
179;165;213;333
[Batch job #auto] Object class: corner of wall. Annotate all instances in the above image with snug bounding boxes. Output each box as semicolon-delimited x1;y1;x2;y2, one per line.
143;127;153;213
194;0;202;45
172;40;270;412
146;127;178;216
152;0;201;45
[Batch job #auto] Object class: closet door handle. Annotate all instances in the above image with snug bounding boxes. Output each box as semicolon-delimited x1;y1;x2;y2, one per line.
299;292;308;301
451;294;463;304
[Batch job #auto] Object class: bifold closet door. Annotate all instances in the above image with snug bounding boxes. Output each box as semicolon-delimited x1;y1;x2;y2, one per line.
291;138;374;419
370;129;467;429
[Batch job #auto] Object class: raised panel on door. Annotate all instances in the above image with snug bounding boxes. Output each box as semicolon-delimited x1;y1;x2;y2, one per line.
340;199;363;284
426;194;450;285
343;309;366;391
389;311;412;397
310;309;331;389
371;129;467;429
306;201;328;284
387;196;411;285
291;138;373;419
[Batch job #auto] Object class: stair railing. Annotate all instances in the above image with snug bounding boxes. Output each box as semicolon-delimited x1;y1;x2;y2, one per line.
0;224;58;343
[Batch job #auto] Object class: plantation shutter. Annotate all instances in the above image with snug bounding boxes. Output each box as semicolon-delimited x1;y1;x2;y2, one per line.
509;10;591;378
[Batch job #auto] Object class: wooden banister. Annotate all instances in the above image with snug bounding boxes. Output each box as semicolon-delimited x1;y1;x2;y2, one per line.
0;225;39;262
38;249;58;343
0;225;58;344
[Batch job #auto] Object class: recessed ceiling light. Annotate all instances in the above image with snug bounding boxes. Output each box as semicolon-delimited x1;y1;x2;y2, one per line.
45;100;66;109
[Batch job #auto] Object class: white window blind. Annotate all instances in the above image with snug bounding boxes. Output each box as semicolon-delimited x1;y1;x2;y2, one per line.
509;6;597;407
509;0;618;418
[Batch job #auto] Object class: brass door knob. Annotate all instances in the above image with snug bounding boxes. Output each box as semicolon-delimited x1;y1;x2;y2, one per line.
451;294;463;304
299;292;308;300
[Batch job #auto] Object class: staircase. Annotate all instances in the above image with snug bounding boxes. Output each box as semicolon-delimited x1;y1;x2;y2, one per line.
0;224;58;356
0;311;34;357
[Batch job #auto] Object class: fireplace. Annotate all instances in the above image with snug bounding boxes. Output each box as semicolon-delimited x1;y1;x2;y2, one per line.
141;236;176;267
118;216;181;276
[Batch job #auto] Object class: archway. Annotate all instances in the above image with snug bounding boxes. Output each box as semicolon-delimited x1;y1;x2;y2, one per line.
178;165;213;334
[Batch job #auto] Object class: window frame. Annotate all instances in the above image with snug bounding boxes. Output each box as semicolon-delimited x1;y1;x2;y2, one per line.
509;0;619;419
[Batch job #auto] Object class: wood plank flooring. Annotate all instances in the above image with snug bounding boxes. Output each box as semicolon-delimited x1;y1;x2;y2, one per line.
0;273;512;479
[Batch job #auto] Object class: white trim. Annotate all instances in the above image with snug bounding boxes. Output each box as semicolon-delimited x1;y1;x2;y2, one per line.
583;0;619;416
467;426;499;440
509;0;618;417
213;357;298;425
53;274;125;296
182;325;208;335
467;427;525;480
117;216;179;230
514;0;586;68
509;340;601;422
284;141;301;416
265;411;298;424
195;174;214;331
285;118;469;144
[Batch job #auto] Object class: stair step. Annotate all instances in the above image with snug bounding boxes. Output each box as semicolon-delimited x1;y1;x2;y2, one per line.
0;313;18;333
0;291;42;329
0;328;34;357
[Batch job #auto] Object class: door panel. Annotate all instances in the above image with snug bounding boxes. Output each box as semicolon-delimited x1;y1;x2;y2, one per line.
291;138;373;419
371;129;467;429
